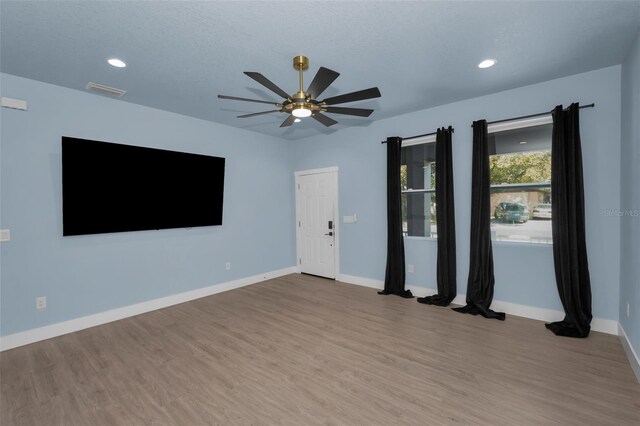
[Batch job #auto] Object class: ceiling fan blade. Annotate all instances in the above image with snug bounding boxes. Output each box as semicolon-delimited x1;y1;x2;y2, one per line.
306;67;340;99
237;110;281;118
324;106;374;117
321;87;381;105
280;115;296;127
244;72;290;99
218;95;278;105
312;113;338;127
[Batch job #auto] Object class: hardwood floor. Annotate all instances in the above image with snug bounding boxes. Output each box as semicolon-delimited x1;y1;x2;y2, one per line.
1;273;639;425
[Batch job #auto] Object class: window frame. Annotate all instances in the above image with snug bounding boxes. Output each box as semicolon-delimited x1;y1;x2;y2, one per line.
487;115;554;246
400;134;438;240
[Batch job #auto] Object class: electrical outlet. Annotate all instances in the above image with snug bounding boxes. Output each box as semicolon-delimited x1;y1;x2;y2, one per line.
627;302;630;318
225;262;231;271
407;264;414;273
0;229;10;242
36;296;47;310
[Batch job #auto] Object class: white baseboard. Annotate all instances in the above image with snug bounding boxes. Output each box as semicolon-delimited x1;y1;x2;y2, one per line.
2;268;625;357
618;323;640;383
336;274;618;335
0;266;297;352
336;274;382;289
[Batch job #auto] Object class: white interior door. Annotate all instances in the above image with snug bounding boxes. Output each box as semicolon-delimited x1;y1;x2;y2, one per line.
296;168;338;279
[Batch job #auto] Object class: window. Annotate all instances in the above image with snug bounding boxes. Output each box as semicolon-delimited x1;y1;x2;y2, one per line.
401;141;437;237
489;122;552;244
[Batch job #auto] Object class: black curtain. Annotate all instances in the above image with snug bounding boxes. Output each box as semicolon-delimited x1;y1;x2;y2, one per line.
418;127;457;306
546;103;593;338
379;137;414;298
453;120;505;320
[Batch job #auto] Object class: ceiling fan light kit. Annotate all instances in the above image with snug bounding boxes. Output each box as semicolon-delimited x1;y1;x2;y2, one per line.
218;55;381;127
292;107;312;118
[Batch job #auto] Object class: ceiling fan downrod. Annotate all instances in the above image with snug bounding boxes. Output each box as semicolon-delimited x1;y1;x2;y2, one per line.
293;55;309;100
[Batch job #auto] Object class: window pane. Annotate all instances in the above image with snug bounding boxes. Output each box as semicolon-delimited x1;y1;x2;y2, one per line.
402;192;437;237
491;187;552;243
401;143;436;190
489;123;552;244
401;142;437;238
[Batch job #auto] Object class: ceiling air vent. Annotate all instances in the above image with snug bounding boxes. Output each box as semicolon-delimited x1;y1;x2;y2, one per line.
85;82;126;98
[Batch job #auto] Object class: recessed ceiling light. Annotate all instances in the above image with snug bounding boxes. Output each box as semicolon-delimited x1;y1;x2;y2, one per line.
294;118;301;123
478;59;496;69
520;141;527;144
107;58;127;68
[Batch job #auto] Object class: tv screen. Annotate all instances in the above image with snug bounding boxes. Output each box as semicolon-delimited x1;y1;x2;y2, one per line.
62;137;225;236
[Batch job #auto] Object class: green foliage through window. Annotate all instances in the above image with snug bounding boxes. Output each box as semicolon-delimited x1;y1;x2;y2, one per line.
490;150;551;185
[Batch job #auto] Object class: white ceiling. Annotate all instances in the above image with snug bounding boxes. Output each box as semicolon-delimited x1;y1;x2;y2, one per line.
1;1;639;140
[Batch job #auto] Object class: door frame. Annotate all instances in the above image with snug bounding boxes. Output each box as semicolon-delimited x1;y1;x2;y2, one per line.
294;166;340;279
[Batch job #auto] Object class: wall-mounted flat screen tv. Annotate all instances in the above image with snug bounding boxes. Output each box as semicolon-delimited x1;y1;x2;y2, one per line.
62;137;225;236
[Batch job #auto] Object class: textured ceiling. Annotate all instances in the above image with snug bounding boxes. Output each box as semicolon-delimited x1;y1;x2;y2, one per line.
1;1;639;140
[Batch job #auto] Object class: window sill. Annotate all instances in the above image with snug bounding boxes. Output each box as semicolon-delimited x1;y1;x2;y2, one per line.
402;238;550;246
404;236;437;242
492;240;553;248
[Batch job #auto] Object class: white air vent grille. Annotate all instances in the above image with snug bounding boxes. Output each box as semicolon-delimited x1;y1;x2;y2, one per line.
85;82;126;97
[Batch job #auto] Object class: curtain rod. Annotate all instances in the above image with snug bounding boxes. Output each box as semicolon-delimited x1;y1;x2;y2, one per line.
380;127;454;144
475;103;595;127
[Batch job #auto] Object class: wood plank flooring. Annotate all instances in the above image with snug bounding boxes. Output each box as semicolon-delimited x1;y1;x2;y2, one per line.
1;273;639;425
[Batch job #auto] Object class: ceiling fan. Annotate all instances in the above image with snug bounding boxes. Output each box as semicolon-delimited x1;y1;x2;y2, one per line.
218;55;381;127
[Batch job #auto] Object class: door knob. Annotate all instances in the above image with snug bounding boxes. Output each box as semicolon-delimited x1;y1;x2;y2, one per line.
324;232;333;236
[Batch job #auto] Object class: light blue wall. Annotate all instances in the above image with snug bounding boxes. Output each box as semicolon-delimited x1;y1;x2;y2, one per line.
0;73;296;336
0;64;627;337
620;30;640;354
294;66;622;321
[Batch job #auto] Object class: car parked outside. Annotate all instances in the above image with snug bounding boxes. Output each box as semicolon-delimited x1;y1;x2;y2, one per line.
532;203;552;219
494;202;529;223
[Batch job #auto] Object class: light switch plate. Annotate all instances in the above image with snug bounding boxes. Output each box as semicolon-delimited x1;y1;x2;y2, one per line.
0;229;10;242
